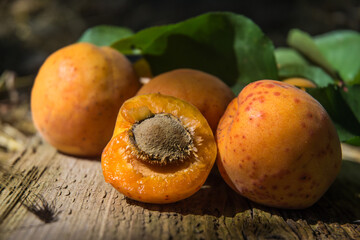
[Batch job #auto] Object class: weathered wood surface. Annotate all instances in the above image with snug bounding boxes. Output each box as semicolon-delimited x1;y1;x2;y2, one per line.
0;136;359;240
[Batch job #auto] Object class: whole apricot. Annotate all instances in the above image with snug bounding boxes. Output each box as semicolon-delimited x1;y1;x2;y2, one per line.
217;80;342;209
31;42;140;157
136;69;235;133
101;93;217;204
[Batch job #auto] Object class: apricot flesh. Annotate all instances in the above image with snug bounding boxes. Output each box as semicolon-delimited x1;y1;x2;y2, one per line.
216;80;342;209
31;42;140;157
136;69;235;133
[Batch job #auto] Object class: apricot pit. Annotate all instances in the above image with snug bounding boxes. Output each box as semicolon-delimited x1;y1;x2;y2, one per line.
129;113;194;164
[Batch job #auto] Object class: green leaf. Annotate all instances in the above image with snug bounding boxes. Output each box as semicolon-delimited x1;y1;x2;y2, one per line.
340;84;360;123
308;86;360;145
314;30;360;85
334;123;360;145
78;25;134;47
278;64;333;87
112;12;278;93
287;29;336;78
354;70;360;85
283;29;360;145
111;25;174;55
345;137;360;145
274;47;308;68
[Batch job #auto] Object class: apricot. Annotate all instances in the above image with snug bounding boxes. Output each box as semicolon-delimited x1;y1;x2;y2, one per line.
31;42;140;157
101;93;217;204
282;78;317;90
136;69;235;133
216;80;342;209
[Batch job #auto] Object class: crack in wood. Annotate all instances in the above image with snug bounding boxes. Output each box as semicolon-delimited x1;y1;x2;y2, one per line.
98;188;115;239
0;166;40;224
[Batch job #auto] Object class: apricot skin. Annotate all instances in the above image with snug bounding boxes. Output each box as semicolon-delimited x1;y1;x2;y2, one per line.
136;69;235;133
31;42;140;157
217;80;342;209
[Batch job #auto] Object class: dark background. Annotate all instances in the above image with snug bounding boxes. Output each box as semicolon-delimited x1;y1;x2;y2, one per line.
0;0;359;77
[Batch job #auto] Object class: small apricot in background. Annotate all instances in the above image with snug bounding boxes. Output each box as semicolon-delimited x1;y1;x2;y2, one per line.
282;77;317;91
137;69;235;133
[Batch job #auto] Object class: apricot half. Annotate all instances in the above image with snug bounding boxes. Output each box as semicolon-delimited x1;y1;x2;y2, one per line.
217;80;342;209
31;42;140;157
136;69;235;133
101;93;217;204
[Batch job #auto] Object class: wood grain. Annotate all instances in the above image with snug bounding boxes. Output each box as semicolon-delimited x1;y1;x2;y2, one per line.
0;136;359;240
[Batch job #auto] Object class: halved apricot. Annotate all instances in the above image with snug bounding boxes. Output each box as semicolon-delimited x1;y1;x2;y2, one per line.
101;93;217;203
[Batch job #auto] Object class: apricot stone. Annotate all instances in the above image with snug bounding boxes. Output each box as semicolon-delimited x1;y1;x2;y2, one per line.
216;80;342;209
31;42;140;157
136;69;235;133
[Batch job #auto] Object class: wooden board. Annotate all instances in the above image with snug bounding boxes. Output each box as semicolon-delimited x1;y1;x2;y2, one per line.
0;135;359;240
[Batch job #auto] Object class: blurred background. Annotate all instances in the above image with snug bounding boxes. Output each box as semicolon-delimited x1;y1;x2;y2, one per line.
1;0;359;77
0;0;359;159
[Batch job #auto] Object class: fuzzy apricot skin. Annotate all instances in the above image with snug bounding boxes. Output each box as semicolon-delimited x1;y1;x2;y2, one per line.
136;69;235;133
31;42;140;157
101;93;217;204
216;80;342;209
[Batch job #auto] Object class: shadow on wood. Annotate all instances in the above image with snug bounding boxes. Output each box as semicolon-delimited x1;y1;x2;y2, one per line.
125;160;360;225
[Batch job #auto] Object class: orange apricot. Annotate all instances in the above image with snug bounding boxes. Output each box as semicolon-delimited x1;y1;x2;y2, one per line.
136;69;235;133
31;42;140;157
282;77;317;90
101;93;217;204
217;80;342;209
